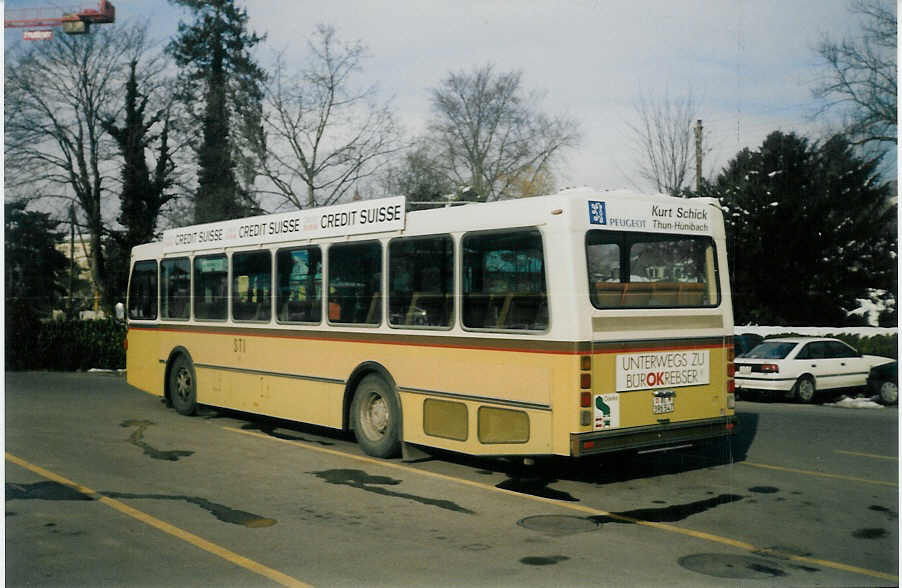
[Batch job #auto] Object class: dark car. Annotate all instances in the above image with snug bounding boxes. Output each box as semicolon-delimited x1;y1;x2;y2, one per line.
867;361;898;405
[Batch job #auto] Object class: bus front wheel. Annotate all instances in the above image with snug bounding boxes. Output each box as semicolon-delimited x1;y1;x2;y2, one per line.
169;355;197;416
351;374;401;458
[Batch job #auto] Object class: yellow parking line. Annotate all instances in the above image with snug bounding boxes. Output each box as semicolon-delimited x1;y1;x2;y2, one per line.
224;426;898;583
5;452;312;588
835;449;898;461
742;461;898;487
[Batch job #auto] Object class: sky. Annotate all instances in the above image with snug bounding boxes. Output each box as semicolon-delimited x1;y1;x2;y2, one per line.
3;0;891;194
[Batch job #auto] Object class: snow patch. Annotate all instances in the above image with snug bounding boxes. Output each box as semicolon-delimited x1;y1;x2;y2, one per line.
823;395;886;409
735;326;898;337
88;368;126;375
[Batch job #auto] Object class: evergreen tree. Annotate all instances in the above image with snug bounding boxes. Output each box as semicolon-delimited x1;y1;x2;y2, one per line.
103;60;176;302
705;131;896;326
167;0;266;223
4;202;70;314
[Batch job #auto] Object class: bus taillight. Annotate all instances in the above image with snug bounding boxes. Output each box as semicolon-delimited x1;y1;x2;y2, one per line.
579;356;592;426
726;339;735;401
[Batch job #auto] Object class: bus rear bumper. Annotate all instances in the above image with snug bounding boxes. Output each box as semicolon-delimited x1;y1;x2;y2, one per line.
570;416;737;457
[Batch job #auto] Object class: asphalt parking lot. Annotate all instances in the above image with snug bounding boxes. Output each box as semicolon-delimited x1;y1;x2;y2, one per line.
6;371;899;587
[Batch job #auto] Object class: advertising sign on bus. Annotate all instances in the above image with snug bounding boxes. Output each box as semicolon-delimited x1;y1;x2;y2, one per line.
162;196;406;253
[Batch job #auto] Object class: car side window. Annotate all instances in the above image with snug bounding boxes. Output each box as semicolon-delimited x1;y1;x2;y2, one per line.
804;342;827;359
827;341;857;358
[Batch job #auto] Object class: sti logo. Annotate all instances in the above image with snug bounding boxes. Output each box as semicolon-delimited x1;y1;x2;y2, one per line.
588;201;607;225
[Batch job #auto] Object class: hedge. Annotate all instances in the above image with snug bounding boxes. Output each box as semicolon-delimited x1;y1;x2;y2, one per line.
759;332;898;360
5;298;897;371
6;301;126;371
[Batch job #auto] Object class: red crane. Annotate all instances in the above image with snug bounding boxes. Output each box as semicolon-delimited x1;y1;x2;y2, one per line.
5;1;115;37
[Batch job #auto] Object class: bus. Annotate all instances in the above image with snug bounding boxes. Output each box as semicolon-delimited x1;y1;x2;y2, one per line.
125;188;737;460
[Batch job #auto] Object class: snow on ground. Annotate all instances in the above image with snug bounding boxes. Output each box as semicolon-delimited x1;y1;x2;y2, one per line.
735;326;898;337
823;395;888;409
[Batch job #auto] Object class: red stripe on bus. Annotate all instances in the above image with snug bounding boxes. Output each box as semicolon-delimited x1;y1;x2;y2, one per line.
126;325;725;356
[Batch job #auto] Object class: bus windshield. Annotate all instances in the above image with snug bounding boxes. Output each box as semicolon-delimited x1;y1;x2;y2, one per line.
586;231;719;309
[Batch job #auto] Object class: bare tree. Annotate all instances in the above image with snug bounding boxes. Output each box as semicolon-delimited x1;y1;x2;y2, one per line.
253;25;402;209
5;24;154;307
627;91;701;195
814;0;896;146
427;64;581;201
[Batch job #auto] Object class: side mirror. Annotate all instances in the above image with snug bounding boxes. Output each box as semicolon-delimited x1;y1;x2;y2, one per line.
115;302;125;321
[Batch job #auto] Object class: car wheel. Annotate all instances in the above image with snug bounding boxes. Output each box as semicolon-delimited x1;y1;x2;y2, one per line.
795;376;816;404
169;355;197;416
351;374;401;458
878;380;898;405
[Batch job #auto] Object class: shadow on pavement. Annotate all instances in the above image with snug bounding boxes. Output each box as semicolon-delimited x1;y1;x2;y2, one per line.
182;403;760;491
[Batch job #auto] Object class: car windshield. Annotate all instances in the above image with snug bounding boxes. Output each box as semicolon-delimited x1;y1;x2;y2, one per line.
741;342;798;359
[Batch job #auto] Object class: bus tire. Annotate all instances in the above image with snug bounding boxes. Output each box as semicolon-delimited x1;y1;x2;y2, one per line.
794;375;816;404
351;374;401;458
169;355;197;416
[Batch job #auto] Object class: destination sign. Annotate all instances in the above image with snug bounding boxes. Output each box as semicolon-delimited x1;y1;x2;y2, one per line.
162;196;406;252
588;199;714;235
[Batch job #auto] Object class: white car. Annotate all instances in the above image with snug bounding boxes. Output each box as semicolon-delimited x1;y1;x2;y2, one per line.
735;337;894;403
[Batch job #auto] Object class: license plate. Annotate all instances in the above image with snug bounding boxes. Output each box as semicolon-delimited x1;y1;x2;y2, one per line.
739;365;752;374
653;395;674;415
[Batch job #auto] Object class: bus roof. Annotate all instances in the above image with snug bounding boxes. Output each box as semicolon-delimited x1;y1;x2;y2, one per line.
138;188;723;258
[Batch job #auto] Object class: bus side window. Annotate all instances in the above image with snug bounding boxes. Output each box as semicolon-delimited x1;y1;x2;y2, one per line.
232;251;272;322
128;260;158;320
276;247;322;324
462;229;548;331
388;235;454;328
328;242;382;325
194;254;228;320
161;258;190;320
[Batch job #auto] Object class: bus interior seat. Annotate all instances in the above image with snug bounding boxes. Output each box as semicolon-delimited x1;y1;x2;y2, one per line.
365;294;381;324
620;283;653;307
463;293;491;327
280;300;308;322
495;294;515;328
649;282;680;306
678;282;705;306
505;294;548;329
404;292;423;325
594;282;626;307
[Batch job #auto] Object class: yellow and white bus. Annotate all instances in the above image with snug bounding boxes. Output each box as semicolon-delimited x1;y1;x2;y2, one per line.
126;188;736;459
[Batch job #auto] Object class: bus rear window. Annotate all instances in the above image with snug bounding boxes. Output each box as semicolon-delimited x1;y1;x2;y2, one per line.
586;231;719;309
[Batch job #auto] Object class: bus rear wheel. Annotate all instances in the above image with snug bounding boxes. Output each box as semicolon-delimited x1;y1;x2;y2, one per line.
351;374;401;458
169;355;197;416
